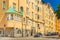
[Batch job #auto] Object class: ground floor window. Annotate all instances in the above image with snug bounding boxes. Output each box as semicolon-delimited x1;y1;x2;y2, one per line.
0;31;2;34
17;29;22;34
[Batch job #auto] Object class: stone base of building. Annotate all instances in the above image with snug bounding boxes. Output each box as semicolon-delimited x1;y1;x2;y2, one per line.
0;27;36;37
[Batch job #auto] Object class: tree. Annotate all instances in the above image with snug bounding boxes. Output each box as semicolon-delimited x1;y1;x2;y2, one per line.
55;4;60;19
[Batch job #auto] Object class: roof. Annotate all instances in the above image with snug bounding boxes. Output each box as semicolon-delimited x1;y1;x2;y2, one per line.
6;7;23;16
19;11;23;16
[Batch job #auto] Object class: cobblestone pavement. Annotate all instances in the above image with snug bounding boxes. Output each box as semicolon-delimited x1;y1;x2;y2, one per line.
0;37;60;40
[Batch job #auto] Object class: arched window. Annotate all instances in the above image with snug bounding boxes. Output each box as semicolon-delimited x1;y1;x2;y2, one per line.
16;28;22;34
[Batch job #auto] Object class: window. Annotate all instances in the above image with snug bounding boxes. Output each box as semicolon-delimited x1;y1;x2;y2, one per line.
39;15;41;20
23;18;25;22
32;3;34;9
26;0;30;5
35;14;37;19
37;24;40;29
35;22;37;27
45;20;49;25
32;12;34;19
37;15;39;19
17;29;22;34
17;15;19;20
13;3;16;9
26;18;30;26
37;0;39;4
20;6;23;12
37;7;41;12
37;15;42;20
26;8;30;15
32;22;35;27
2;1;6;9
36;0;41;4
14;15;22;21
14;14;17;20
50;12;53;16
37;7;39;11
13;14;16;20
7;14;21;21
0;31;1;34
6;14;11;20
46;8;49;11
7;14;14;20
19;17;22;21
11;14;13;20
49;12;53;20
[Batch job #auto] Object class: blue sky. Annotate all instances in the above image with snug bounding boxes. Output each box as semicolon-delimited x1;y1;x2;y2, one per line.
43;0;60;10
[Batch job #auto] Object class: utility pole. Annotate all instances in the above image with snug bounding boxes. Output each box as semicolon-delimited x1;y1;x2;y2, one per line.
18;0;19;11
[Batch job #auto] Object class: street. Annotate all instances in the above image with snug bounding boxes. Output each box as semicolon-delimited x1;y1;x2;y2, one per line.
0;37;60;40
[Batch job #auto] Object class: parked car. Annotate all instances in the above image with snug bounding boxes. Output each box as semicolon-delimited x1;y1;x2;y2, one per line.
34;33;42;37
45;32;51;36
51;32;58;35
45;32;58;36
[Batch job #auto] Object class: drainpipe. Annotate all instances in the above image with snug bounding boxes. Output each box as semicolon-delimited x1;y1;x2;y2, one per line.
22;16;23;37
4;24;6;37
18;0;19;11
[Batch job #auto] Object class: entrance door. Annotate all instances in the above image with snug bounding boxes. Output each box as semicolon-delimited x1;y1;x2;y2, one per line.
31;27;36;36
0;28;4;37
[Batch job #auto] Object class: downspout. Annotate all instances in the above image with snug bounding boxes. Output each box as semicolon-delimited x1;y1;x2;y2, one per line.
18;0;19;11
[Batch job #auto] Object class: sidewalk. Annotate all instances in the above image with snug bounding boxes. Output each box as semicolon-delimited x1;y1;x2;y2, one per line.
42;35;58;38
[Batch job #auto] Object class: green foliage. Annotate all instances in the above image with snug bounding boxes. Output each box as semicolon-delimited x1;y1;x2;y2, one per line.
55;4;60;19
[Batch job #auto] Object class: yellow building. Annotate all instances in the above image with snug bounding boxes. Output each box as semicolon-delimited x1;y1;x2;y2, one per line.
0;0;44;37
0;0;56;37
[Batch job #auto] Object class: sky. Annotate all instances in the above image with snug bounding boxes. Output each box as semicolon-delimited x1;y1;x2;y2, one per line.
43;0;60;10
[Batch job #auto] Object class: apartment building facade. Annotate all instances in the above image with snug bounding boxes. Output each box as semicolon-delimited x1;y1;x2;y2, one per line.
43;3;56;34
0;0;56;37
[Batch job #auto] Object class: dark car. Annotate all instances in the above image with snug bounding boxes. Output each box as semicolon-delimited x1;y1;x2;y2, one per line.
34;33;42;37
45;32;58;36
